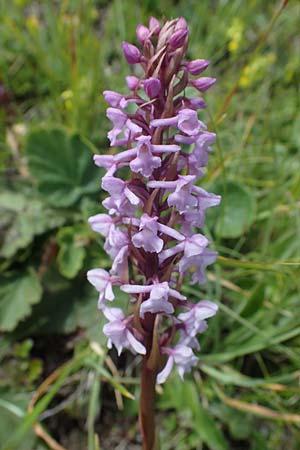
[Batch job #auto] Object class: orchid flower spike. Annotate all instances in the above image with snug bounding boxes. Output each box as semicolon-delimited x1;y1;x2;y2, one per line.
88;12;220;413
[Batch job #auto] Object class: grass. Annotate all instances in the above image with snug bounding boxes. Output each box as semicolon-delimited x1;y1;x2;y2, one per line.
0;0;300;449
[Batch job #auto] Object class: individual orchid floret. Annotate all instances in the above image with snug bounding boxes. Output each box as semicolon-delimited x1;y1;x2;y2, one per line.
190;77;217;92
121;41;142;64
88;213;115;237
121;281;186;301
121;281;186;318
168;27;188;49
190;131;216;167
186;59;210;75
148;16;160;35
144;77;161;99
194;185;222;208
151;108;206;136
126;75;140;90
178;300;218;338
168;175;198;212
103;307;146;355
132;214;164;253
87;268;119;308
175;17;188;31
157;344;198;384
103;226;129;260
136;24;150;44
103;90;124;107
140;285;175;317
102;176;142;210
122;216;185;242
148;175;197;213
159;233;209;264
183;249;218;284
106;108;142;145
168;17;188;49
129;136;180;177
129;136;161;177
182;97;207;110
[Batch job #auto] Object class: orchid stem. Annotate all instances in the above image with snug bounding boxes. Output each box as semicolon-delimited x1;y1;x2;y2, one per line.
139;354;158;450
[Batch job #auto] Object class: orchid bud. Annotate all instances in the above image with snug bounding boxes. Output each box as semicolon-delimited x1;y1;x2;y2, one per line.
126;75;140;90
185;97;207;110
144;77;161;98
186;59;210;75
168;28;188;49
190;77;216;92
121;41;142;64
149;16;160;34
175;16;188;31
136;24;150;44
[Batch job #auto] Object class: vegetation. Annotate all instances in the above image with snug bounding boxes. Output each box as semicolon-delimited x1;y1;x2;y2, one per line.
0;0;299;449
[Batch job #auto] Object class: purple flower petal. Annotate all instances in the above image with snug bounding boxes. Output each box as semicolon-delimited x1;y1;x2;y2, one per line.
103;90;123;107
88;214;114;237
177;109;202;136
167;175;197;213
157;356;174;384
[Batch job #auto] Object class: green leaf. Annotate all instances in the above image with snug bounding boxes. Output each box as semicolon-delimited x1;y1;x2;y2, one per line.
0;392;39;450
159;376;228;450
0;271;42;332
22;282;106;342
57;225;88;279
26;128;101;207
182;381;229;450
0;189;66;258
0;191;27;212
240;283;265;318
209;180;256;238
2;351;89;450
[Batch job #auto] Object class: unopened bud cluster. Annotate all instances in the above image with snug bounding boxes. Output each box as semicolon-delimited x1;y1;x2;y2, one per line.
88;16;220;383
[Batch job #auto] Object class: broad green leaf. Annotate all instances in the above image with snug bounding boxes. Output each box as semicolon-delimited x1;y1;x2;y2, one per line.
57;225;88;279
0;271;42;332
0;189;66;258
0;191;26;212
0;392;39;450
209;180;256;238
23;284;106;342
26;128;101;207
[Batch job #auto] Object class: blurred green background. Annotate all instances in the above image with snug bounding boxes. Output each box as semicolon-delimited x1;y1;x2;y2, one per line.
0;0;300;449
